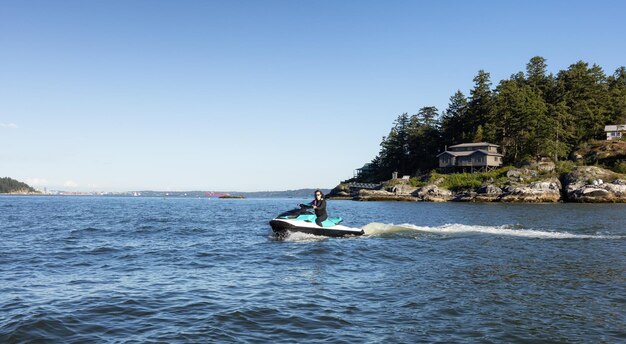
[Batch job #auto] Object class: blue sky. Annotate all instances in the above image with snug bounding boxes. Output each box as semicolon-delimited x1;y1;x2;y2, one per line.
1;0;625;191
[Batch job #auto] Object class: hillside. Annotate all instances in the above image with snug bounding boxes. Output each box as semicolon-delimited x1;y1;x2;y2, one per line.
572;139;626;172
0;177;39;194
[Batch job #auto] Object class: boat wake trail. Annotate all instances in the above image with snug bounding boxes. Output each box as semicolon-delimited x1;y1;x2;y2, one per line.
362;223;624;239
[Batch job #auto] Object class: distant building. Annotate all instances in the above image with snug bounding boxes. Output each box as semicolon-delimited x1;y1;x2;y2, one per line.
437;142;503;172
604;125;626;140
354;163;374;178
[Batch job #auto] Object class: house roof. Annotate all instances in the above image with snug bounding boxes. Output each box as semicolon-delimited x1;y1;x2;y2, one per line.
437;149;504;158
470;149;504;157
605;125;626;131
448;142;499;149
437;150;474;158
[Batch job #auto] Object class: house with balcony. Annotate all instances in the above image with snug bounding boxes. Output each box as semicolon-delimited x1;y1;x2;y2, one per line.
354;163;374;178
437;142;504;172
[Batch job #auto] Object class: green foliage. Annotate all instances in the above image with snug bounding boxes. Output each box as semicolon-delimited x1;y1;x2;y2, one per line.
473;125;484;142
440;90;469;146
370;109;442;181
0;177;37;193
409;177;426;188
605;67;626;128
357;57;626;183
429;167;512;191
555;160;576;174
467;70;494;138
437;173;483;191
613;161;626;174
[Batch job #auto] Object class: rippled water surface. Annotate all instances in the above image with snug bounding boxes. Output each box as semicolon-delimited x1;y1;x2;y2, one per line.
1;196;625;343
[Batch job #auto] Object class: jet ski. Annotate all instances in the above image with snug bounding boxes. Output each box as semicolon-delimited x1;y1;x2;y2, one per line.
269;205;364;238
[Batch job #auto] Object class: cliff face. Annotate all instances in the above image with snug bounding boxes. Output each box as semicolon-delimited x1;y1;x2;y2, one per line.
329;166;626;203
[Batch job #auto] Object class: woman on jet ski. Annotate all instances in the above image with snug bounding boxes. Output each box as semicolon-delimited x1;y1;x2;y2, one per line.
301;190;328;226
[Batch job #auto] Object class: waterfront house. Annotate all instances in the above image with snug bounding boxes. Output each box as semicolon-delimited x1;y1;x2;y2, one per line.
604;125;626;140
437;142;503;172
354;163;374;178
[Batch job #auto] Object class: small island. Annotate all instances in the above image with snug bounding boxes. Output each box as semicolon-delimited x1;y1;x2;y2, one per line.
218;195;246;199
0;177;39;194
329;57;626;203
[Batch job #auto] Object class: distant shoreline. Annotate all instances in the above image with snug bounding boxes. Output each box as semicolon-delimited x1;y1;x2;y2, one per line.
0;188;330;199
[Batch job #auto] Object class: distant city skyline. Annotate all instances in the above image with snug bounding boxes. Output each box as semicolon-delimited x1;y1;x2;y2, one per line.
2;0;626;191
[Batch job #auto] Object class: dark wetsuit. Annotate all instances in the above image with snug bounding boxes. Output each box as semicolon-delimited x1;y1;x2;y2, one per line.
312;199;328;227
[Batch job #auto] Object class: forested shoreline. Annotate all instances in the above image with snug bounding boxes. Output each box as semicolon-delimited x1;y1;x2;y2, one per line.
356;57;626;182
0;177;38;194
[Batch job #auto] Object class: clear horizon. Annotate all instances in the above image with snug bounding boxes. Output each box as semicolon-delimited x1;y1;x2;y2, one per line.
2;0;626;191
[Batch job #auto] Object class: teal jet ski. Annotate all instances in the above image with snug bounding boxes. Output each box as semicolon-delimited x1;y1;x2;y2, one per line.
269;205;364;238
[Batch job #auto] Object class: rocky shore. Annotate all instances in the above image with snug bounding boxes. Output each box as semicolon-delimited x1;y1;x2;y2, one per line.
328;166;626;203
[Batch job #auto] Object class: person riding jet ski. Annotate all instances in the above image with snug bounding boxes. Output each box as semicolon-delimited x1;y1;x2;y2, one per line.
270;190;364;238
299;190;327;226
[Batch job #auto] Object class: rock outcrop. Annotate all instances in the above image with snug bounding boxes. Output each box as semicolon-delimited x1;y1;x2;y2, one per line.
499;178;562;202
333;165;626;203
413;185;453;202
356;189;417;202
327;183;352;199
563;166;626;202
474;184;502;202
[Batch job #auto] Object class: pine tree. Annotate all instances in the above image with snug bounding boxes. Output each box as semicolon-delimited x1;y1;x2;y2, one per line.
473;125;484;143
556;61;609;145
467;70;494;141
417;106;439;128
440;90;469;146
406;108;442;174
492;78;547;162
378;113;411;176
526;56;551;96
607;66;626;124
543;101;573;161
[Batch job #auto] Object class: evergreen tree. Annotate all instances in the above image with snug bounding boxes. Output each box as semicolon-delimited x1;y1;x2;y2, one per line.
417;106;439;128
473;125;484;142
492;78;547;161
607;66;626;124
526;56;551;95
543;101;573;161
378;113;411;177
440;90;469;146
467;70;495;141
406;108;442;174
556;61;609;145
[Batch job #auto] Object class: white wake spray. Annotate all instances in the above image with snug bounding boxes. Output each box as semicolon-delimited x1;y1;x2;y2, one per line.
276;231;328;242
362;222;623;239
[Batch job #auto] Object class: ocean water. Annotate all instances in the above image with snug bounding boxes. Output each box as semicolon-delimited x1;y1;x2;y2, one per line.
1;196;625;343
